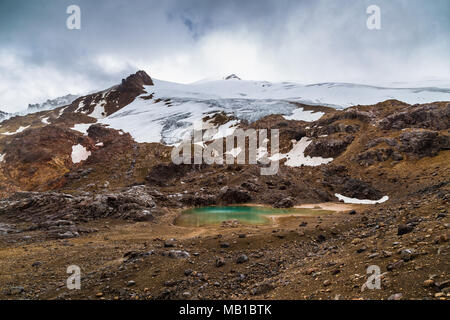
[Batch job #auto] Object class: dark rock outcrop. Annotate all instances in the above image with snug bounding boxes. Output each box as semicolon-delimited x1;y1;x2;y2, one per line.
0;186;158;238
378;103;450;130
305;135;354;158
66;70;154;118
356;148;403;166
273;197;295;208
220;187;252;204
398;130;450;157
146;163;208;187
322;170;383;200
119;70;154;92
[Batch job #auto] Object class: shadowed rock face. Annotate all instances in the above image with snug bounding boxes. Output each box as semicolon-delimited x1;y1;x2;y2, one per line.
321;167;384;200
219;187;252;204
305;135;354;158
378;103;450;130
398;130;450;157
146;163;209;187
356;148;403;166
119;70;154;91
63;70;154;118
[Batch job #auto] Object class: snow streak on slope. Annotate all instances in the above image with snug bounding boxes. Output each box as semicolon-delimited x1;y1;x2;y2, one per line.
335;194;389;204
267;137;334;167
2;125;30;135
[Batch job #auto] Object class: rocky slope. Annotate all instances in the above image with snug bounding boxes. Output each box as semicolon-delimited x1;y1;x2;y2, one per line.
0;71;448;300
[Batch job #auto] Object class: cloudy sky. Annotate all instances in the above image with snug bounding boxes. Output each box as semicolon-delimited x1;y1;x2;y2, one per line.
1;0;449;112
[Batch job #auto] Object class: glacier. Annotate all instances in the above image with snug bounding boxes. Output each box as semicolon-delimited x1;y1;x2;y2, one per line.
74;77;450;145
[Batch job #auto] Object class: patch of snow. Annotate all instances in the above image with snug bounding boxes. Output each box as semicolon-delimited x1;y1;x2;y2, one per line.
283;108;324;121
193;141;206;148
58;106;68;117
88;100;106;119
99;97;243;145
71;123;93;135
256;146;268;161
0;154;5;162
75;100;85;113
2;125;30;135
284;137;333;167
269;153;285;162
71;144;91;164
41;117;50;124
225;147;242;158
335;194;389;204
95;142;104;147
209;120;239;141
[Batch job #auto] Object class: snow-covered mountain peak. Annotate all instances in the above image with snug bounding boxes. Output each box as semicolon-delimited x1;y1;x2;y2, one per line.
224;74;241;80
32;70;449;147
27;94;80;113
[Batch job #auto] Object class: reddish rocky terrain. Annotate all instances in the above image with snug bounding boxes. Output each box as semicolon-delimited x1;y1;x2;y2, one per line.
0;71;448;300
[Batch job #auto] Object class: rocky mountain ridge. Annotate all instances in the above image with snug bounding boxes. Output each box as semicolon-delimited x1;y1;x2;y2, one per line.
27;94;80;113
0;71;448;300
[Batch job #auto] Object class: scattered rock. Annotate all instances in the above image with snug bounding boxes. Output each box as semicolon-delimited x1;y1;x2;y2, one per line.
236;254;249;264
167;250;190;259
397;224;413;236
274;197;294;208
400;249;415;262
220;242;230;248
8;286;24;295
251;282;275;295
215;257;226;267
388;293;403;300
423;279;435;288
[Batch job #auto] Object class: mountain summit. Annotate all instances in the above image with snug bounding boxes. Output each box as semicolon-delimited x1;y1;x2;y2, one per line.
119;70;154;91
224;74;241;80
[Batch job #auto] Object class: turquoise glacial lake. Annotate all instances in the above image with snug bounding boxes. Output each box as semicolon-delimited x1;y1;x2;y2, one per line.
175;206;333;227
